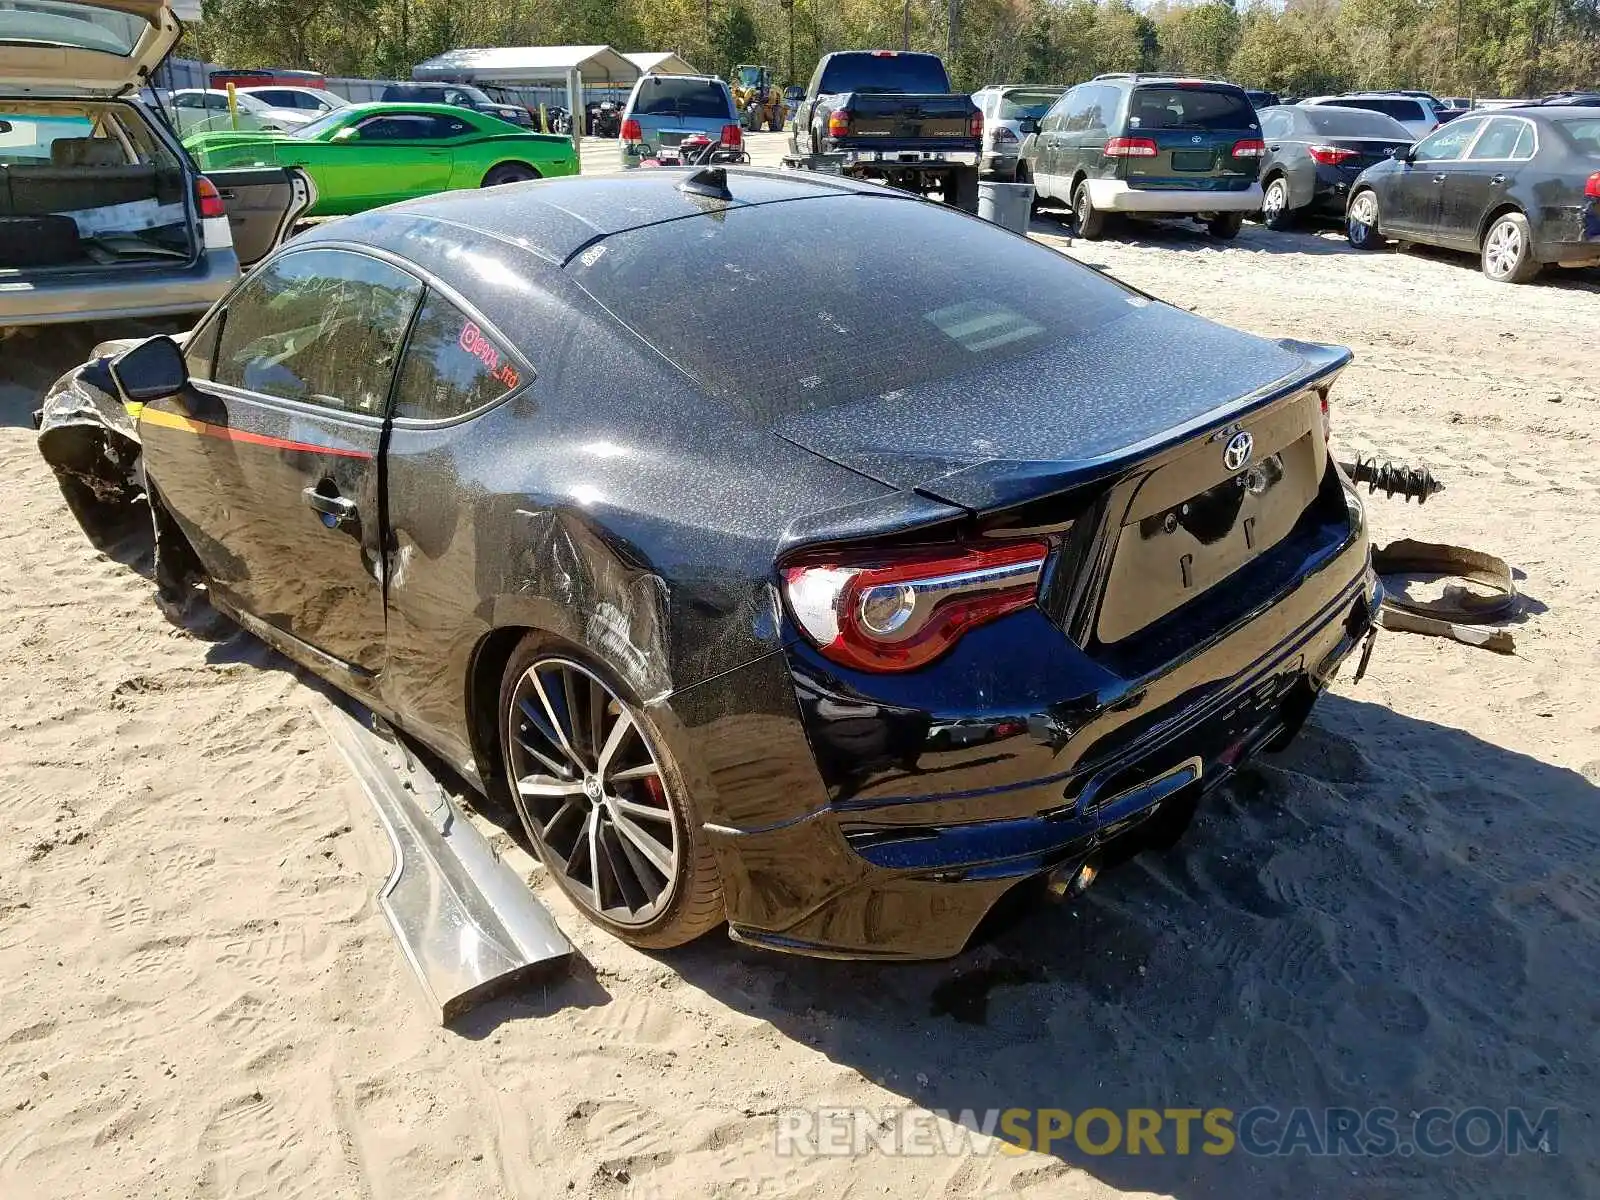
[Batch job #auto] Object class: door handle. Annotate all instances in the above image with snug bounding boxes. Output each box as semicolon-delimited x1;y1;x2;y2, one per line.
1432;173;1447;184
303;485;358;529
1490;174;1508;185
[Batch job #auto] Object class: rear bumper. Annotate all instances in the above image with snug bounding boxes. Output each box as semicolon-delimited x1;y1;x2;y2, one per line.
675;494;1376;960
1532;204;1600;265
0;249;238;328
981;152;1020;180
1087;178;1263;214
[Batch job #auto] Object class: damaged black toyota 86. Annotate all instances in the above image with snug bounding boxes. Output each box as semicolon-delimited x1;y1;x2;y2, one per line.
98;168;1380;959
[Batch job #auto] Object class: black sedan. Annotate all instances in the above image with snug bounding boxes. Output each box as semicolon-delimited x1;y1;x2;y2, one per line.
1346;105;1600;282
75;169;1379;960
1256;104;1414;229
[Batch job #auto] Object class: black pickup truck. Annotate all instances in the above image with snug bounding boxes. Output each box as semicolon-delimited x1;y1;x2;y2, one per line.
786;50;982;210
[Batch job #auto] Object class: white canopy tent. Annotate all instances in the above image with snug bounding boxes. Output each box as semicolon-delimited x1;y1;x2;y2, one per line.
623;52;699;77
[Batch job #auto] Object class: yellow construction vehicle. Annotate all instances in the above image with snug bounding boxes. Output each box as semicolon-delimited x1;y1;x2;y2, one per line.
731;64;787;132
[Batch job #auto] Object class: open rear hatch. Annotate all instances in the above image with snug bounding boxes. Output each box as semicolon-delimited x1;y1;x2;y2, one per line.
0;1;179;96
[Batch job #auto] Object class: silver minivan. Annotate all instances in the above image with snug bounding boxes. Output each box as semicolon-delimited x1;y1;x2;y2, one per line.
618;74;740;168
0;0;312;327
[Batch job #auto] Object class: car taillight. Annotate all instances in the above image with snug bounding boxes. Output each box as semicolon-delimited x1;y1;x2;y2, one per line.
720;123;743;148
990;126;1018;144
1320;390;1331;442
195;176;226;219
1231;138;1266;158
827;110;851;138
1104;136;1158;158
1307;144;1357;166
782;540;1050;673
621;117;642;142
1586;171;1600;200
968;109;984;139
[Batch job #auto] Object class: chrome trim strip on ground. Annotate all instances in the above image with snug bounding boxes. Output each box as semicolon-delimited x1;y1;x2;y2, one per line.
313;697;572;1024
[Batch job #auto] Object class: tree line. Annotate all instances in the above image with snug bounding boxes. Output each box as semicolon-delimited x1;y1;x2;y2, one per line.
189;0;1600;100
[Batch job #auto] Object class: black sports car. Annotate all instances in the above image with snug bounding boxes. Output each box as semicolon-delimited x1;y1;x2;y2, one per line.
76;169;1380;959
1256;104;1414;229
1346;105;1600;281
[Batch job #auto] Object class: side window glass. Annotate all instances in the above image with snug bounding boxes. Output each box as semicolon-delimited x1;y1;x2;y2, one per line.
393;293;527;421
1259;110;1289;139
1042;89;1075;133
1468;118;1522;160
1084;86;1110;135
1510;122;1536;160
1413;119;1480;162
213;249;423;414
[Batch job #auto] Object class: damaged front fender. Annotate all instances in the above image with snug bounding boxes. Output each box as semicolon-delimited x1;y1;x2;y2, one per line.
33;338;147;510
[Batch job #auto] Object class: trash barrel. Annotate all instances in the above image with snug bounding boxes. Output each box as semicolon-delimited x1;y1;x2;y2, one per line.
977;181;1034;234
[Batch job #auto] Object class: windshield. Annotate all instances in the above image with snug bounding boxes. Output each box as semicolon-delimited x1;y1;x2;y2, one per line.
292;109;349;139
0;0;144;55
1555;117;1600;155
1129;86;1258;131
997;89;1062;120
630;77;732;119
817;52;951;96
569;194;1137;422
735;67;763;88
1303;106;1413;138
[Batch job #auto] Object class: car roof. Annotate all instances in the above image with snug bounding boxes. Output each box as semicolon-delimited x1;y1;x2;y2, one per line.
301;169;897;271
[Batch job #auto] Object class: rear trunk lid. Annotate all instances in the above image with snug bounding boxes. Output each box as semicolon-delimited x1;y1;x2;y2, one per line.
1123;84;1261;193
1313;136;1408;172
0;1;179;96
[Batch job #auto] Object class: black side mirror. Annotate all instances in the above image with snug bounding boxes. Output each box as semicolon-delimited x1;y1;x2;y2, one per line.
110;335;189;402
0;120;11;134
1393;144;1415;162
1018;116;1040;135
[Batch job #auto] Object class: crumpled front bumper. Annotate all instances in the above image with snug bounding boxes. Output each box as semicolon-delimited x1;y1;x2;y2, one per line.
33;345;145;507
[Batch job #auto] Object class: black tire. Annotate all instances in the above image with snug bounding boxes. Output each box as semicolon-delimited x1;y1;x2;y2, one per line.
1260;175;1295;231
481;162;540;188
1208;212;1244;240
1481;211;1541;284
1014;162;1041;216
496;635;724;950
1346;189;1385;250
1073;179;1106;240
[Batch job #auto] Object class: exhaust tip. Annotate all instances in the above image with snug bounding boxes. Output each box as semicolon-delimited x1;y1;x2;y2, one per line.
1045;860;1099;900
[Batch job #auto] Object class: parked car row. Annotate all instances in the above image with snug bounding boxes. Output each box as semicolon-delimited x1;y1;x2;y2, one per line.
966;69;1597;285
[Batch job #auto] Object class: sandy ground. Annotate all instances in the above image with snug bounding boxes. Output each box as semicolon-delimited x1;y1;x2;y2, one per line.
2;146;1599;1199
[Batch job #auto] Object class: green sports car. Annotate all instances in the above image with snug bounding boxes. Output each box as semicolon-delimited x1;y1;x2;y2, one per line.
184;102;578;217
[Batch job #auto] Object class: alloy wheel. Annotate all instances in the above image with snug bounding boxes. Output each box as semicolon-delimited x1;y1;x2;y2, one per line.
1484;219;1522;280
1348;191;1377;230
1263;179;1287;223
505;658;680;926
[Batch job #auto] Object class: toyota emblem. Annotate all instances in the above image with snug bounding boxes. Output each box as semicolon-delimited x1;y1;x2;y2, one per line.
1223;430;1254;472
1191;134;1203;144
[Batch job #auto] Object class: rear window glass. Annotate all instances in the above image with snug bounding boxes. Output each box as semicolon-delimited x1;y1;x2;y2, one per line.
1129;87;1257;131
569;195;1139;423
0;0;143;56
394;293;526;420
1302;106;1412;138
630;78;732;119
818;53;950;96
997;90;1062;120
1556;117;1600;155
1341;98;1423;120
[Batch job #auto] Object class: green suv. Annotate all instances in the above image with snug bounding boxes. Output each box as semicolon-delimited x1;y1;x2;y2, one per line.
1016;75;1265;239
